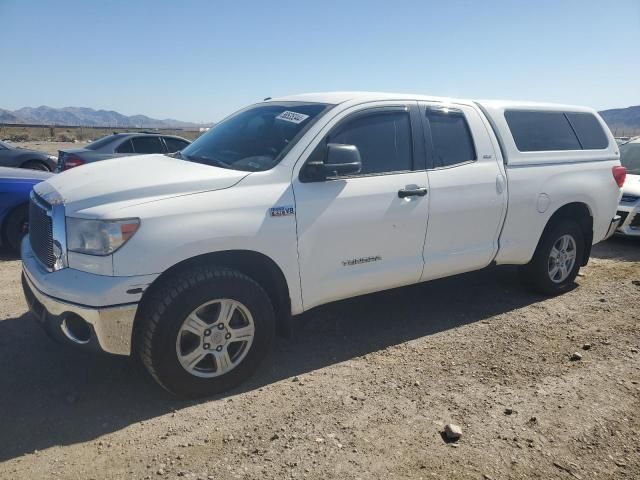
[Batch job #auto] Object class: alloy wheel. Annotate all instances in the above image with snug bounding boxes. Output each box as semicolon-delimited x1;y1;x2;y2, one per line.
175;298;255;378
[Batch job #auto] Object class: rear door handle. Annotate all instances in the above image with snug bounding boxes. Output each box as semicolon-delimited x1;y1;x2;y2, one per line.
496;174;506;194
398;187;428;198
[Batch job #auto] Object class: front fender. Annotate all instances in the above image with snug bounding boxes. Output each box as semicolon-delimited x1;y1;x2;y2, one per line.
111;177;304;314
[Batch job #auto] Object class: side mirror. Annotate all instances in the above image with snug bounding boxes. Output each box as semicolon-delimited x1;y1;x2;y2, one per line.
301;143;362;182
324;143;362;177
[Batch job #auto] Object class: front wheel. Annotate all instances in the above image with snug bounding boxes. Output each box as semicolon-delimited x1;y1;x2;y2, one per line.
3;204;28;254
520;220;584;295
138;266;275;397
22;160;50;171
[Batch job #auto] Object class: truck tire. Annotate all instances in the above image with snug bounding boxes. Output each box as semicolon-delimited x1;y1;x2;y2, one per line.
138;265;275;397
3;204;28;254
520;220;584;295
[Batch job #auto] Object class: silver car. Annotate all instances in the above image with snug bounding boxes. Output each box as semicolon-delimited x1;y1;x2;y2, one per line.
616;137;640;236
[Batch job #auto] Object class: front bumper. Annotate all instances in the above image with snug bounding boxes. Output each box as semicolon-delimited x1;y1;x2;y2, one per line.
22;273;137;355
21;237;156;356
605;215;622;240
616;201;640;237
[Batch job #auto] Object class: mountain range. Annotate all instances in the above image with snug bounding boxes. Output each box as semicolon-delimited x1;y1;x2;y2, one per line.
0;104;638;133
0;106;203;128
598;105;640;135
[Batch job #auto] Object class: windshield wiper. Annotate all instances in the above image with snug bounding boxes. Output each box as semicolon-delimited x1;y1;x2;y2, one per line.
183;153;232;169
167;151;183;159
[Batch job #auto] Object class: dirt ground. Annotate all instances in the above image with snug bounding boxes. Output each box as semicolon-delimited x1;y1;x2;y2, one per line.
0;237;638;480
20;141;89;156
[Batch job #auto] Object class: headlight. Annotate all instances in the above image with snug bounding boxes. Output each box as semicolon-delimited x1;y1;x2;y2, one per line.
66;217;140;256
48;155;57;161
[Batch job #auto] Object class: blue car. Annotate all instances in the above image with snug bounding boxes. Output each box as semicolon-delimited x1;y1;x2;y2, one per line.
0;167;53;253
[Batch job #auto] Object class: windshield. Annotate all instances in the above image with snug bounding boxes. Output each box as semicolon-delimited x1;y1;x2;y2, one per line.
86;135;118;150
180;102;331;171
620;142;640;175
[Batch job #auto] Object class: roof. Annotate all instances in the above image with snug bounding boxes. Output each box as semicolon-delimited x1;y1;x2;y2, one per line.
268;91;597;113
106;132;189;139
269;91;463;105
477;99;596;113
111;132;161;137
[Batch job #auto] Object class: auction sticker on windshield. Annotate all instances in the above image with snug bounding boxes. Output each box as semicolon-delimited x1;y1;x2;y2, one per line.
276;111;309;124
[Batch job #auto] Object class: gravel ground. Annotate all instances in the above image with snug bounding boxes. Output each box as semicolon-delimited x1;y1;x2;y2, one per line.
2;140;88;168
0;237;638;479
19;141;88;157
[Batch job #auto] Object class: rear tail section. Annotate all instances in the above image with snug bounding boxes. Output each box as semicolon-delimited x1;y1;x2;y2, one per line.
57;151;85;172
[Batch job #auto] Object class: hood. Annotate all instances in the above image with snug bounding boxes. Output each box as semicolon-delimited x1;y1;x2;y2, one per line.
14;146;50;157
623;173;640;197
34;154;251;216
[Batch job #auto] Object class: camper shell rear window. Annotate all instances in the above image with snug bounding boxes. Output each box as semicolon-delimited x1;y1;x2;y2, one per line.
505;110;608;152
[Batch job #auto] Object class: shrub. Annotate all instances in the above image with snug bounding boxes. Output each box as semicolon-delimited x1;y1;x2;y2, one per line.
56;132;76;142
9;133;30;142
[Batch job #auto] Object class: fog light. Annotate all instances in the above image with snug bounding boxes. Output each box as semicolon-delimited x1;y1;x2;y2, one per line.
61;313;92;344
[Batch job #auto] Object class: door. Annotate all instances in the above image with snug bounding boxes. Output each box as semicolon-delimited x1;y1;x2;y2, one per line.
419;102;507;281
293;103;430;310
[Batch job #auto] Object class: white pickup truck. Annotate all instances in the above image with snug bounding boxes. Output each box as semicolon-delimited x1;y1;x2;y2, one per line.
21;92;624;396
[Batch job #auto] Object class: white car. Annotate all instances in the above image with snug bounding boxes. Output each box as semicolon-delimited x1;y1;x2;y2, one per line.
616;137;640;236
21;92;623;396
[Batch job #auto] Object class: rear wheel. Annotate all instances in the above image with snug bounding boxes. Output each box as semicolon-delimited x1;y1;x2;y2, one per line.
520;220;584;295
22;160;50;171
138;265;275;397
3;204;28;254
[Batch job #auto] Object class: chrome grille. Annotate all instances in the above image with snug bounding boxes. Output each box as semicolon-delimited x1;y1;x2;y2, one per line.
29;194;54;269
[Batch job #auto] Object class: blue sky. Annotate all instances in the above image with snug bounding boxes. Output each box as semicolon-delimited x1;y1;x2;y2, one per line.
1;0;638;122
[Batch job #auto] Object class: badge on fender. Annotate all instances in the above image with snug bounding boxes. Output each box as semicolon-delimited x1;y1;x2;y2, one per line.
269;206;295;217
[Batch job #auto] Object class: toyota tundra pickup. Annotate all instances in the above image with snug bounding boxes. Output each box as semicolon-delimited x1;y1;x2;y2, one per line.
21;92;624;396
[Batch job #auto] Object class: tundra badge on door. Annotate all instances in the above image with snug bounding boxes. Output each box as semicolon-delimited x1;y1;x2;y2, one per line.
269;206;295;217
342;255;382;267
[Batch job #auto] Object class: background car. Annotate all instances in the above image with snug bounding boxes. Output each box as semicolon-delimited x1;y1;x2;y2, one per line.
0;140;57;171
0;167;52;253
57;132;191;171
616;137;640;236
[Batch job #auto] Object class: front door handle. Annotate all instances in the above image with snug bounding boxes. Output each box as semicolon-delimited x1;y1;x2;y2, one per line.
398;187;428;198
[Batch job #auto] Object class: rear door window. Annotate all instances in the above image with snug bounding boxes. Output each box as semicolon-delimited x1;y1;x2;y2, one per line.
116;139;134;153
131;136;164;154
424;108;476;167
505;111;582;151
